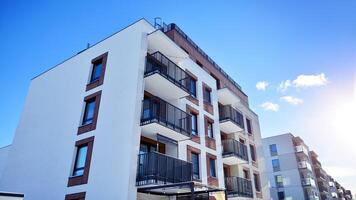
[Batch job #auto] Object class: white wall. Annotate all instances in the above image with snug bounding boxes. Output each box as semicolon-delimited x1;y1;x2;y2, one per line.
0;19;154;200
0;145;10;180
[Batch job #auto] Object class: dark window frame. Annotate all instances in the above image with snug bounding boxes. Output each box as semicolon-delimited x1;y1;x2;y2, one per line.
269;144;278;156
207;121;213;138
65;192;86;200
250;144;256;162
253;173;261;192
203;85;212;104
278;191;285;200
68;137;94;187
209;158;216;177
78;91;102;135
191;152;200;180
86;52;108;91
72;145;88;176
275;175;284;188
191;113;198;136
246;118;253;135
272;159;281;172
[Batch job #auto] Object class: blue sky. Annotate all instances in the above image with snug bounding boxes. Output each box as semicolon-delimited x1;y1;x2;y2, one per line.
1;0;356;192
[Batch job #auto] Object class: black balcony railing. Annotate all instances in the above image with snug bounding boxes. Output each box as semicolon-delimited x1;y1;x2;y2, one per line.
222;139;249;161
145;51;193;95
225;176;253;198
219;105;244;129
136;152;192;186
141;96;192;137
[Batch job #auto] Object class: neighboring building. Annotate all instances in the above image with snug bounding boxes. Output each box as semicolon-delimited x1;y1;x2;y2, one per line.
0;19;268;200
262;133;320;200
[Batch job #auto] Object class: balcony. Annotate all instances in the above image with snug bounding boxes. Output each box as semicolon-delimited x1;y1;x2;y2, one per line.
217;87;242;106
225;176;253;198
136;152;192;186
144;51;192;101
219;105;244;133
295;145;309;156
298;161;313;171
141;96;191;141
221;139;248;165
302;178;316;187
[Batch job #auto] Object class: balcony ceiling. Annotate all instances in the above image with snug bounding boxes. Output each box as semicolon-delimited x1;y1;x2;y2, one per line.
141;122;190;142
147;30;189;64
217;88;241;106
144;73;189;101
219;120;244;134
222;155;248;165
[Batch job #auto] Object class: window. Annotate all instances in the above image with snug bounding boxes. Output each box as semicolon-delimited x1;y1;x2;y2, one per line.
65;192;86;200
253;173;261;192
191;113;198;136
68;137;94;187
207;122;213;138
275;175;284;188
78;91;102;134
209;158;216;177
250;144;256;162
192;153;200;180
188;77;197;97
72;145;88;176
269;144;278;156
82;99;96;125
90;62;102;83
277;191;285;200
86;52;108;91
203;86;211;103
272;159;281;172
243;169;250;179
246;118;253;134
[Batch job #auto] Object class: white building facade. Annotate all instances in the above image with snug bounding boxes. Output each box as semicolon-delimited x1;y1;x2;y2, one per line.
0;19;268;200
262;134;320;200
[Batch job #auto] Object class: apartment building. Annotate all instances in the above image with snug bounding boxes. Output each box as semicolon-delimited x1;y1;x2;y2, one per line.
262;133;320;200
0;19;268;200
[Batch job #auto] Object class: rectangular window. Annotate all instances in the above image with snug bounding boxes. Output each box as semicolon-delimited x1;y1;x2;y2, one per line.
78;91;102;134
65;192;86;200
68;137;94;187
191;113;198;136
246;118;253;134
275;175;284;188
269;144;278;156
277;191;285;200
72;145;88;176
82;99;96;125
90;62;102;83
209;158;216;177
203;87;211;103
253;173;261;192
272;159;281;172
188;77;197;97
243;169;250;179
86;52;108;91
250;144;256;162
207;122;213;138
192;153;200;180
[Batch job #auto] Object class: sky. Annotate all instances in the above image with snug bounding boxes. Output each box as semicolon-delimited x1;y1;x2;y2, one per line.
1;0;356;194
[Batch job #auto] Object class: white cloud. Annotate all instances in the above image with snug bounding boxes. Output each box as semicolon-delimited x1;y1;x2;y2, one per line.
293;73;328;88
280;96;304;105
256;81;269;91
277;80;292;92
260;102;279;112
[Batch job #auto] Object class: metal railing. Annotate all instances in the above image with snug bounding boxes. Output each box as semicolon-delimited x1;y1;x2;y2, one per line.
225;176;253;198
222;139;249;161
219;105;244;129
145;51;193;95
136;152;192;186
141;96;192;137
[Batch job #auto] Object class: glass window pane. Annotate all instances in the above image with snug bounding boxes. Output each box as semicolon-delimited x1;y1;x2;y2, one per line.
73;146;88;176
210;159;216;177
91;63;102;82
191;114;198;135
192;153;199;179
207;122;213;138
83;100;95;125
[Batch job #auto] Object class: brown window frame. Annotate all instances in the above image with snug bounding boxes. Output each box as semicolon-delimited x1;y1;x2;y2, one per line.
86;52;108;91
246;118;253;135
78;91;102;135
253;172;262;192
65;192;86;200
206;153;218;187
243;168;250;179
187;145;201;181
204;115;216;150
68;137;94;187
249;144;257;162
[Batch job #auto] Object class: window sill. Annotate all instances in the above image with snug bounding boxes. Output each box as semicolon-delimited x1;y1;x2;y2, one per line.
77;122;95;135
86;79;102;91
